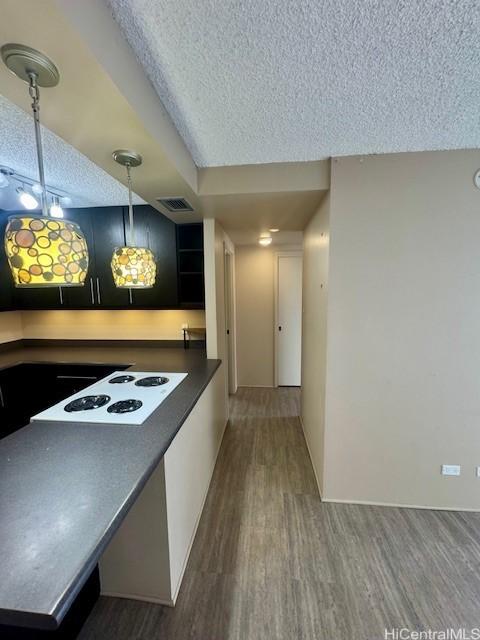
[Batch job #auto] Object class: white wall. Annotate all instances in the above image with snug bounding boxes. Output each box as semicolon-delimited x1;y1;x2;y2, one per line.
301;195;329;495
204;218;236;399
235;246;275;387
323;150;480;510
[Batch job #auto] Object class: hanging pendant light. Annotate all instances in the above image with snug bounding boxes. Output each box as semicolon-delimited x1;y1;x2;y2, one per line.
1;44;88;288
111;150;156;289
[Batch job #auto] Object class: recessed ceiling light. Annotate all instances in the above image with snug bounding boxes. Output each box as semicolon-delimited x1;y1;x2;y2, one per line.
258;235;272;247
269;228;279;233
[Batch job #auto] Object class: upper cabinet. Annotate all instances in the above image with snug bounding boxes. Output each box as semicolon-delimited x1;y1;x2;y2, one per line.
177;223;205;308
0;205;204;311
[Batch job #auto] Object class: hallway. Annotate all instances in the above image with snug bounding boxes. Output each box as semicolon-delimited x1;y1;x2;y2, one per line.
80;388;480;640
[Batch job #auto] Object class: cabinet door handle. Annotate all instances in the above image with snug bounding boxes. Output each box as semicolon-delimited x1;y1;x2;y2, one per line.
96;277;101;305
129;288;133;305
90;278;95;305
59;287;64;305
0;384;4;408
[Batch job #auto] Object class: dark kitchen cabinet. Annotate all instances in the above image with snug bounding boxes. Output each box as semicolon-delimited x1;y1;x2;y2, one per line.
12;278;63;310
61;208;97;309
90;206;130;308
0;209;13;310
0;362;128;439
177;223;205;308
124;205;178;308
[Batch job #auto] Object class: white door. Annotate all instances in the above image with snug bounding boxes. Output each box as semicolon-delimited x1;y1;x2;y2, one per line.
277;254;303;386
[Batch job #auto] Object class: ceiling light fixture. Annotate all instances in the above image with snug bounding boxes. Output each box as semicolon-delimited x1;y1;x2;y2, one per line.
16;185;38;210
31;182;43;196
259;235;273;247
111;150;156;288
49;196;64;218
0;166;71;203
0;166;13;189
269;228;279;233
1;43;88;288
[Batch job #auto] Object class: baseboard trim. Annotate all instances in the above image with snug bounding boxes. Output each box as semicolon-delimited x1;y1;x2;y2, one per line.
237;384;275;388
321;497;480;513
100;591;174;607
298;415;323;500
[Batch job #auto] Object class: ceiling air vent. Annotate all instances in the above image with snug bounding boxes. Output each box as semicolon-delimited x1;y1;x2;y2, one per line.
156;197;194;213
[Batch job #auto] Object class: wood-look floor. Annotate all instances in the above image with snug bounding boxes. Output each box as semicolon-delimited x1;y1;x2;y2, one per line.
79;387;480;640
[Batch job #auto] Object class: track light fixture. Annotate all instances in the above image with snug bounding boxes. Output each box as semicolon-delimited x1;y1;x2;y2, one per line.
0;166;13;189
16;186;38;210
49;196;64;218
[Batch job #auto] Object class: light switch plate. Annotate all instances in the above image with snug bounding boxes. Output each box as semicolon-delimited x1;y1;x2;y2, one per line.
441;464;461;476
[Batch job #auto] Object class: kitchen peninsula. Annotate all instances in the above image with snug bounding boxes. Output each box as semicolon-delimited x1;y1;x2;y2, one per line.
0;342;226;633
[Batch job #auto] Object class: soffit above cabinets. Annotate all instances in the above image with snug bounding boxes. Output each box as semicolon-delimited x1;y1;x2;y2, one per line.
106;0;480;167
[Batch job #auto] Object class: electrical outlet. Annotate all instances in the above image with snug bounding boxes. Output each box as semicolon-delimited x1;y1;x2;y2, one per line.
441;464;461;476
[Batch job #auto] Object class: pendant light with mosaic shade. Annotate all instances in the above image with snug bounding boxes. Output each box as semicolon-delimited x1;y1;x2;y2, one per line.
1;44;88;288
111;150;156;289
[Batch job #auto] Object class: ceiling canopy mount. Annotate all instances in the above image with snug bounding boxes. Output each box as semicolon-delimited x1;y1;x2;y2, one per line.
1;43;59;87
112;149;142;168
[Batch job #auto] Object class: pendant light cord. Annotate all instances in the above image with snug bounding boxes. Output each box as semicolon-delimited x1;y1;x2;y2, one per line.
126;162;135;246
28;72;48;217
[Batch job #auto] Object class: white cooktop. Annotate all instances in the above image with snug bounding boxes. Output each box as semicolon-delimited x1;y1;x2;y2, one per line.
31;371;188;426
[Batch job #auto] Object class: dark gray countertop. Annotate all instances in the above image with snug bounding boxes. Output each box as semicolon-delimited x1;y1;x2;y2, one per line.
0;344;221;630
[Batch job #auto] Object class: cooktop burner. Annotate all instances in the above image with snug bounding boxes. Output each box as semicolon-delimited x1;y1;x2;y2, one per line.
135;376;169;387
109;375;136;384
33;371;188;425
64;395;111;412
107;399;143;414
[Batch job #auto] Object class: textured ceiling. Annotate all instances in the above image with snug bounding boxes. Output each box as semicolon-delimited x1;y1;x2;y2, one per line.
106;0;480;167
0;94;143;210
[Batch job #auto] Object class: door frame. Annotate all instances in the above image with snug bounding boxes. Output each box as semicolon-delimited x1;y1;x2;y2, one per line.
274;250;303;388
224;244;237;394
